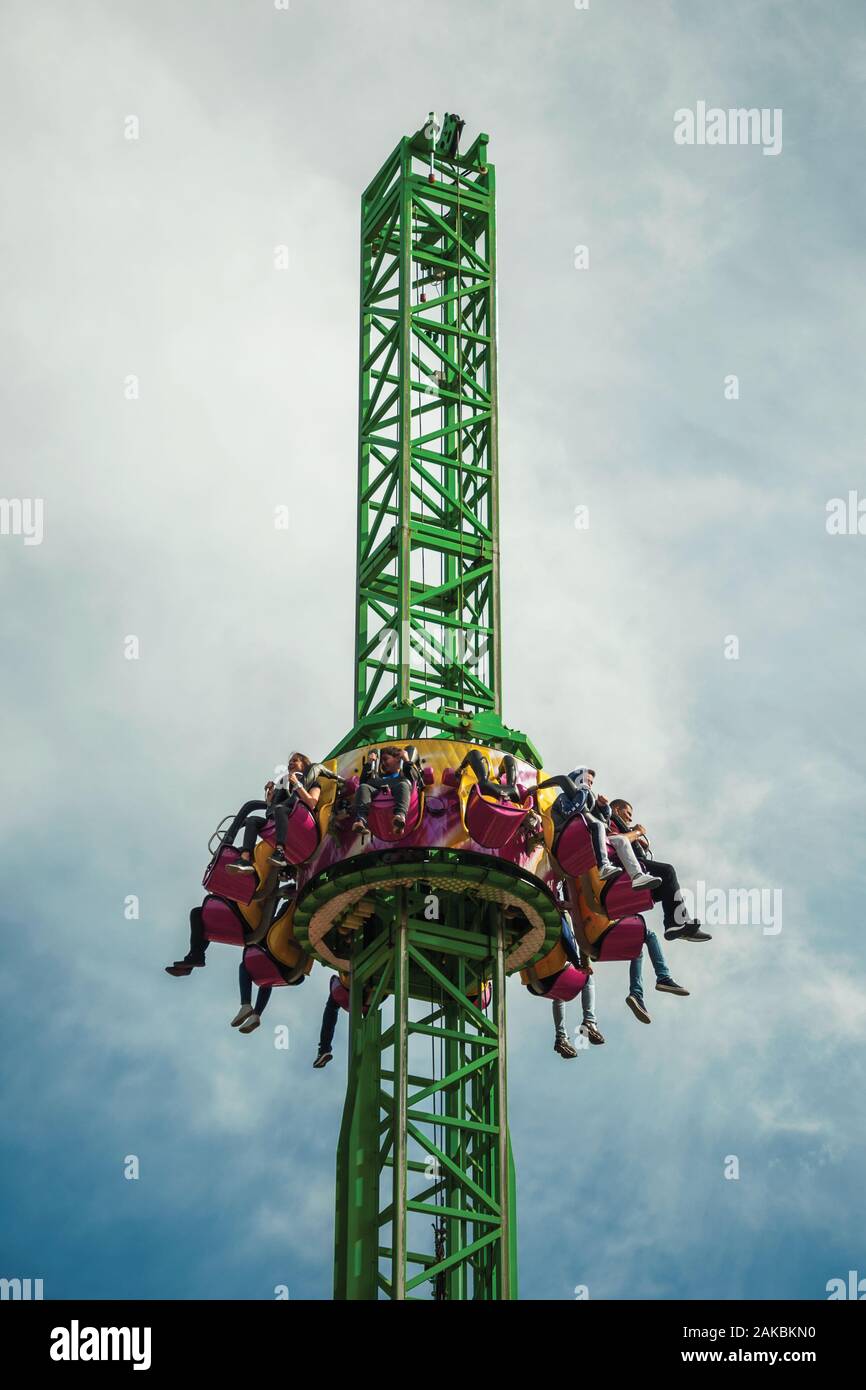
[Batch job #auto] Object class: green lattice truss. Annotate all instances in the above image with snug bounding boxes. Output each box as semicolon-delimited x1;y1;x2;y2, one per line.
332;884;518;1301
329;117;539;766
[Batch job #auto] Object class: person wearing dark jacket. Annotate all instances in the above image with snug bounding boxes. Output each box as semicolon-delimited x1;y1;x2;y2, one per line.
352;746;420;837
608;799;711;942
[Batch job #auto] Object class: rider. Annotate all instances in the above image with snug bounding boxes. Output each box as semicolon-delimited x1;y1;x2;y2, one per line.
608;798;711;942
548;767;661;892
351;746;419;838
228;751;322;875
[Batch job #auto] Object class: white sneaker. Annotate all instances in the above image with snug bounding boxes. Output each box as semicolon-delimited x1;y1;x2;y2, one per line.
599;863;620;881
631;872;662;891
231;1005;254;1028
239;1013;261;1034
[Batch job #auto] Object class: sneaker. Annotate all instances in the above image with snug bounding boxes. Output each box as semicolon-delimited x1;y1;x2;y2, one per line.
681;924;712;942
665;921;712;942
269;849;289;870
599;863;620;881
238;1013;261;1033
165;963;193;977
392;814;406;835
352;819;369;835
226;859;256;875
231;1005;254;1028
313;1049;333;1069
554;1035;578;1059
626;993;652;1024
581;1021;605;1046
631;872;662;891
656;978;689;996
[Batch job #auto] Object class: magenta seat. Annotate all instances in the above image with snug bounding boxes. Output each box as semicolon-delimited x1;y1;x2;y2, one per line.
260;801;319;865
366;785;423;841
545;964;589;1001
554;816;597;876
201;896;247;946
465;785;527;849
601;874;654;919
203;845;257;906
595;915;646;961
243;945;286;989
330;976;350;1011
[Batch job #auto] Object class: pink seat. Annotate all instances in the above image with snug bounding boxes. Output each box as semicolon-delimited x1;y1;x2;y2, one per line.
465;785;527;849
243;945;287;989
601;874;654;919
545;964;589;1001
330;976;350;1011
260;801;319;865
554;816;597;876
366;785;423;841
202;846;257;906
595;915;646;961
201;896;247;946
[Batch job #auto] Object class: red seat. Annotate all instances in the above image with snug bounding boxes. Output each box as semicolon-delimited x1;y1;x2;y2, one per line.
465;785;528;849
553;816;597;876
242;944;288;989
201;895;247;946
366;785;423;841
260;799;319;864
594;914;646;961
202;845;257;906
601;874;655;920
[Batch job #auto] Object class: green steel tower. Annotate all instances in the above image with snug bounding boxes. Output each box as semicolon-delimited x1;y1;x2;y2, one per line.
299;116;559;1301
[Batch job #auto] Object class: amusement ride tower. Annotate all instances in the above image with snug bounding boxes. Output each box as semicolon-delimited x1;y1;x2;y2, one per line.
290;114;565;1300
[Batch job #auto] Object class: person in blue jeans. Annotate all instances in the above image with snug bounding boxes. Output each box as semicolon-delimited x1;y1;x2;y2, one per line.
352;746;414;836
626;927;689;1023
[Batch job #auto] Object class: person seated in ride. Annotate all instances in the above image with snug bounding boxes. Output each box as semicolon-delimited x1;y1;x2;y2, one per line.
549;767;661;892
608;798;711;943
231;958;274;1035
351;745;417;837
228;751;322;875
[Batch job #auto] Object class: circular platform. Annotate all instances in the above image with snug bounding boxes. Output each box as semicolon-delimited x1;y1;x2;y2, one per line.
293;845;563;973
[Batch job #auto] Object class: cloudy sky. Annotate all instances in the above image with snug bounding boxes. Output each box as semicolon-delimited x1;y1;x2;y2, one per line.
2;0;864;1301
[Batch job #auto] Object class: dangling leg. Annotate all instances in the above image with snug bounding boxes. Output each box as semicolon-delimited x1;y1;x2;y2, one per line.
231;960;256;1027
626;949;652;1023
239;981;272;1033
645;928;689;998
314;989;341;1067
165;907;209;975
552;999;577;1059
579;974;605;1045
227;815;266;875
